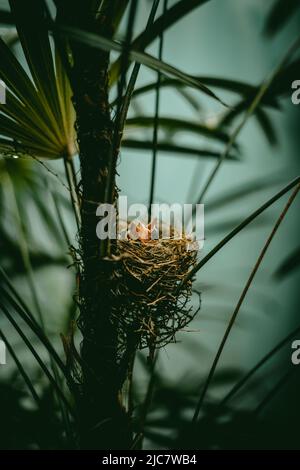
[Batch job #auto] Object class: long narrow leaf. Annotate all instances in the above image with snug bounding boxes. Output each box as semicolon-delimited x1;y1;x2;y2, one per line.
126;116;238;147
0;268;68;378
122;139;239;160
0;302;74;416
274;245;300;279
57;25;229;107
0;328;41;407
264;0;300;36
255;107;278;146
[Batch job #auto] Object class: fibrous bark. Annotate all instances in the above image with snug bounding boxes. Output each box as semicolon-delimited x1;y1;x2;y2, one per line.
57;1;131;449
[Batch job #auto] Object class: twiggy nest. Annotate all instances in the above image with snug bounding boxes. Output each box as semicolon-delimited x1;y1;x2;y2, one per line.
112;231;199;354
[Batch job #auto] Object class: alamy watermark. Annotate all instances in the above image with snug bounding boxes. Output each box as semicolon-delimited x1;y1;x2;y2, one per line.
0;80;6;104
291;340;300;365
0;340;6;365
291;80;300;105
95;197;204;250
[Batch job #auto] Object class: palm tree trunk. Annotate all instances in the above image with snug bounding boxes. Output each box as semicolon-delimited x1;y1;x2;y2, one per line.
59;2;131;449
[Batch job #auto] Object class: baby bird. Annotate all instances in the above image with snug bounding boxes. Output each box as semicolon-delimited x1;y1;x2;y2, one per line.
128;219;158;242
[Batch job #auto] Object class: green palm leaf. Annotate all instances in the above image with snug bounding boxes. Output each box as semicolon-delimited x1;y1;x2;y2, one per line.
122;139;239;161
125;116;239;147
0;1;76;160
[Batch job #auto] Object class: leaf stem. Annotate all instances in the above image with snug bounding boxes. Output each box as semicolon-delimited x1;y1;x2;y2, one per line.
63;155;81;233
148;0;168;217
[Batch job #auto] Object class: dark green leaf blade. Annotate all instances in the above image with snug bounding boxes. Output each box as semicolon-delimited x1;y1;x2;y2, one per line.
9;0;63;141
264;0;300;37
122;139;239;160
274;246;300;279
255;107;278;146
126;116;238;147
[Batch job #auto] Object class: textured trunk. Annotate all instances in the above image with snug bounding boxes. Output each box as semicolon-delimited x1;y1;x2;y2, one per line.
58;2;131;449
76;78;130;448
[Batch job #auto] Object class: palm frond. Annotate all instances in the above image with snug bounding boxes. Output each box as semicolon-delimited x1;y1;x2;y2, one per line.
0;1;76;161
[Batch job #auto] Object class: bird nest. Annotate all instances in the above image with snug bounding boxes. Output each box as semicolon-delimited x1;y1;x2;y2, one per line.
112;224;200;355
